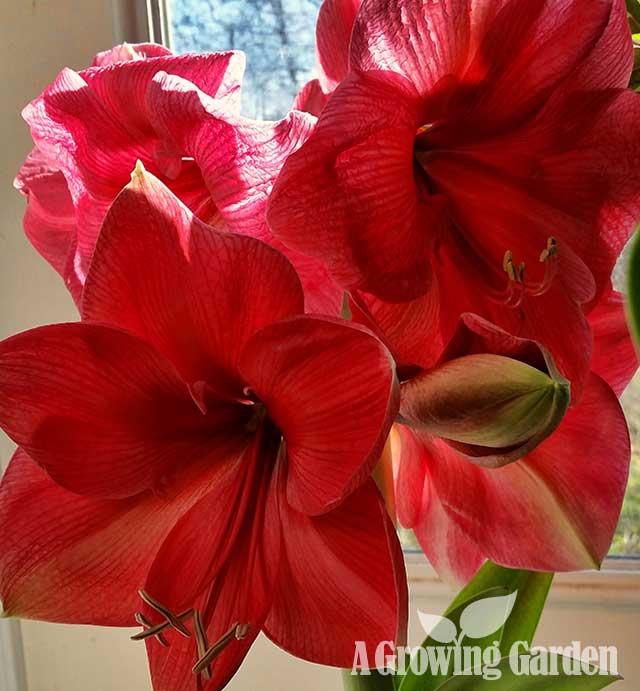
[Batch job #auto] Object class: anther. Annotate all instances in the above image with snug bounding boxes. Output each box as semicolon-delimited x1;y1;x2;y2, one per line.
192;622;251;677
136;590;192;638
131;608;194;642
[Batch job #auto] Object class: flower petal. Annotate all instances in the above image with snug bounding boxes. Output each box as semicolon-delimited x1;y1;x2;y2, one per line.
419;372;630;572
394;427;484;588
0;448;238;625
82;167;304;393
91;43;174;67
351;0;614;118
293;78;330;116
239;315;399;515
0;322;247;498
144;436;281;691
82;51;245;138
146;72;341;314
21;52;243;286
315;0;361;91
13;148;81;305
268;70;435;301
264;479;407;666
588;288;639;396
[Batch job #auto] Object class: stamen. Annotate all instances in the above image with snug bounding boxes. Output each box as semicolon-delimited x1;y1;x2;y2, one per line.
136;590;192;638
192;611;212;680
192;622;251;677
134;612;170;647
131;609;194;642
493;237;559;307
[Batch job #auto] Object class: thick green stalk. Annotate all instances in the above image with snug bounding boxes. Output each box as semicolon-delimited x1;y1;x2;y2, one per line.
341;669;396;691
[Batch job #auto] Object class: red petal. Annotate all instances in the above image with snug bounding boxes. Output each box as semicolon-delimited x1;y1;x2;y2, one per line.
268;70;435;301
145;435;281;691
563;0;632;90
293;78;330;116
0;449;238;625
350;289;443;371
146;72;341;314
264;479;407;666
351;0;614;117
82;167;304;393
588;289;639;396
14;148;81;305
420;372;630;572
239;315;399;515
315;0;361;91
91;43;174;67
0;322;247;498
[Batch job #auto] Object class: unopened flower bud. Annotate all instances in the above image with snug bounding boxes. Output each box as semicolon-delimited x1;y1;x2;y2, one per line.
399;353;570;467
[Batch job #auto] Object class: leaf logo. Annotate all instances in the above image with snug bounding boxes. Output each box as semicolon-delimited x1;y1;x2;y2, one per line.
418;591;518;643
417;613;457;643
459;591;518;639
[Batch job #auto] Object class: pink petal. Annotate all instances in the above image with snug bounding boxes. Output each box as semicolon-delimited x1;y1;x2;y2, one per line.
146;72;341;314
264;479;407;666
82;167;304;393
14;148;82;305
268;70;435;301
239;315;399;515
21;52;243;287
588;289;639;396
83;50;245;138
350;0;476;91
91;42;174;67
0;322;247;498
419;372;630;572
0;449;238;625
315;0;361;91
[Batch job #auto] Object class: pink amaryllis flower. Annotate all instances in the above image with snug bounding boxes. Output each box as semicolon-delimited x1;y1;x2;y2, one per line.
0;167;405;691
268;0;640;395
390;312;633;587
15;43;339;313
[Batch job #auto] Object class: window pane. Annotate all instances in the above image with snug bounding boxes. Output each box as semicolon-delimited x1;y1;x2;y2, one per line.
168;0;640;558
170;0;322;119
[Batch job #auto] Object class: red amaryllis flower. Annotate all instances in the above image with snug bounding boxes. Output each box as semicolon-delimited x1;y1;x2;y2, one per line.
391;313;632;587
0;168;405;691
15;43;339;313
268;0;640;395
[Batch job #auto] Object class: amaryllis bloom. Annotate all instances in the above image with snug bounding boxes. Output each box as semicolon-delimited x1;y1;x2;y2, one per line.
15;42;339;313
391;313;632;587
0;168;405;691
268;0;640;395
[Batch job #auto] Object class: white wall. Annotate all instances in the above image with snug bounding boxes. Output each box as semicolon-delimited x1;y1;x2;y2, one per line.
0;2;639;691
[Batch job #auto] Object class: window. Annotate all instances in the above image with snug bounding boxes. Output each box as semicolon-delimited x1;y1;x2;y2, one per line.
169;0;323;119
166;0;640;557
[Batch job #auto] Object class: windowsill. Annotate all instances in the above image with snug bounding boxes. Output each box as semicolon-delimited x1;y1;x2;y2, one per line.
405;552;640;606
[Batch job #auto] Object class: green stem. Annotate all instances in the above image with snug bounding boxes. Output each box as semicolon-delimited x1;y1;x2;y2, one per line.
341;669;397;691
